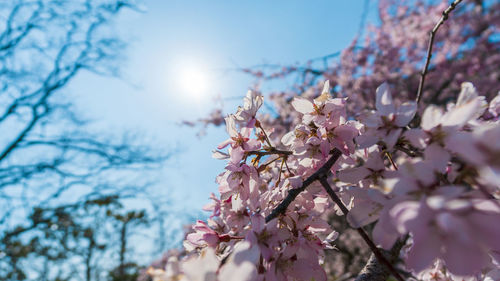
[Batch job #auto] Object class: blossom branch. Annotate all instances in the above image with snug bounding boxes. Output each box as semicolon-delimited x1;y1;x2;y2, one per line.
247;149;292;157
416;0;464;105
318;177;405;281
355;237;408;281
265;148;342;223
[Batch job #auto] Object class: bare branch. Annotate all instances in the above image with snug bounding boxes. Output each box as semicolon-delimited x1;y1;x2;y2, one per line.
355;238;407;281
416;0;464;105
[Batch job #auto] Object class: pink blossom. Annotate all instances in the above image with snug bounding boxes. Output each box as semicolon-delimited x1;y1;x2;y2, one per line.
202;193;221;218
181;248;219;281
391;192;500;275
446;123;500;187
234;90;264;126
246;215;279;261
488;92;500;118
338;151;392;187
185;220;227;249
218;241;259;281
217;115;260;163
356;83;417;149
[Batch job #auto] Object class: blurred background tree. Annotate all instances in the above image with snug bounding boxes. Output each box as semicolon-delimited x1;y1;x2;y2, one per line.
0;1;175;280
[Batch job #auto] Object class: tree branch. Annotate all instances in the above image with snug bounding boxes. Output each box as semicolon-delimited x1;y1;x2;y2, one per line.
247;149;292;157
355;238;407;281
265;148;342;223
264;147;405;281
416;0;464;105
318;177;405;281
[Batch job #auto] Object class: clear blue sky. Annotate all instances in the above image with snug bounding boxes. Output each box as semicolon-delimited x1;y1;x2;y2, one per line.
67;0;378;217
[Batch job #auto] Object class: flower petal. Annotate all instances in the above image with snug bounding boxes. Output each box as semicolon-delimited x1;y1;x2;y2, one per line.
291;97;314;114
375;83;396;116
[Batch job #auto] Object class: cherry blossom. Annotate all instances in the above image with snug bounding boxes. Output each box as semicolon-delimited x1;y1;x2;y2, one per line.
234;90;264;126
152;1;500;280
356;83;416;150
391;192;500;275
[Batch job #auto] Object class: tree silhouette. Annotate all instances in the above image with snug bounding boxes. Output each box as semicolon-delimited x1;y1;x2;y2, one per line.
0;1;169;280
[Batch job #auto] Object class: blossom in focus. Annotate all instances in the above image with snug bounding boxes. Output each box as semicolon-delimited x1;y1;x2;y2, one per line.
217;114;260;163
234;90;264;126
185;220;227;249
356;83;417;149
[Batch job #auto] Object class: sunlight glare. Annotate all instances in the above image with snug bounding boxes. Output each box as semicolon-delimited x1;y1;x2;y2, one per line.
178;64;210;100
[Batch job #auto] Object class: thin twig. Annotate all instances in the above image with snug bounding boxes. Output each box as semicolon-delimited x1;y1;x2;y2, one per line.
257;156;281;173
255;120;274;148
265;149;342;223
416;0;464;105
283;158;293;175
319;177;405;281
395;145;422;157
385;152;398;170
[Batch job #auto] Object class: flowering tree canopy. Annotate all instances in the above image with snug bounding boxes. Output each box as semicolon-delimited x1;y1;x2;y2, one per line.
148;0;500;280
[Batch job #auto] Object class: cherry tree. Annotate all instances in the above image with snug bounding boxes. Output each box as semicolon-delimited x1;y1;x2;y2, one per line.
148;0;500;280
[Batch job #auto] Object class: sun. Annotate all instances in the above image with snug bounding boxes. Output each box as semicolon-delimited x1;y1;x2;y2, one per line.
178;64;210;100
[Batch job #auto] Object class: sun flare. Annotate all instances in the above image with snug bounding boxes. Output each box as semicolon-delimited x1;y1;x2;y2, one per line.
178;64;210;100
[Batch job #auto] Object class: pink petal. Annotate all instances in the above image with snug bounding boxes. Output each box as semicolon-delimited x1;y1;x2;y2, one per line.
182;248;219;281
383;128;402;149
224;115;238;137
347;202;381;228
217;138;232;149
372;216;399;249
406;233;441;273
375;83;396;116
363;153;385;170
291;97;314;114
421;106;444;130
488;92;500;117
424;143;450;172
218;241;259;281
287;258;327;281
338;167;371;184
355;134;378;148
281;131;295;146
358;111;382;127
394;101;417;127
442;98;483;128
442;235;488;276
456;82;478;106
403;129;427;149
229;146;245;164
334;124;359;141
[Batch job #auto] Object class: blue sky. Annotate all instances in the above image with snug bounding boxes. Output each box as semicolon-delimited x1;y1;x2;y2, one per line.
67;0;378;216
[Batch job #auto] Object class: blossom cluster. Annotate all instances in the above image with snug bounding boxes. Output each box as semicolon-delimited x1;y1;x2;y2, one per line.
153;1;500;279
149;79;500;280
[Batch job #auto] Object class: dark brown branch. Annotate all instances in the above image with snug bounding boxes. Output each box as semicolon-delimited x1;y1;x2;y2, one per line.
318;177;404;281
416;0;464;105
395;144;422;158
265;148;342;223
247;149;292;157
355;238;407;281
